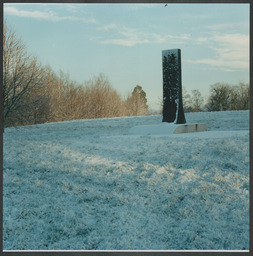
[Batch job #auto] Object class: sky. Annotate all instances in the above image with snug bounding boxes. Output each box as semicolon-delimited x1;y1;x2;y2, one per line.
3;2;250;111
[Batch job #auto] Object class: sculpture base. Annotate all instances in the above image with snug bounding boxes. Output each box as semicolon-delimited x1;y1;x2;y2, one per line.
174;123;206;134
129;123;206;135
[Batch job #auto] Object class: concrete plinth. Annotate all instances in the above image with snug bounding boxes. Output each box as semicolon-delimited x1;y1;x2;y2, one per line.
173;123;206;134
128;123;206;135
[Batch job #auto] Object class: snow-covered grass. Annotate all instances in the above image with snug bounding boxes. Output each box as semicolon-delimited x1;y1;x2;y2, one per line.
3;110;249;250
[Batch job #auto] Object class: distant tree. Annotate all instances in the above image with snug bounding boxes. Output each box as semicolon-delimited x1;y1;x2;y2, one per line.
57;71;83;120
206;82;249;111
82;74;124;119
182;87;193;112
42;66;65;122
126;85;149;116
206;83;231;111
191;89;204;112
230;82;249;110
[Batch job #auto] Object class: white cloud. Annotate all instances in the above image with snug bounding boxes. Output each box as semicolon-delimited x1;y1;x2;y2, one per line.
188;33;249;70
100;38;149;47
99;30;150;47
196;37;208;43
206;22;249;31
63;4;80;13
98;23;118;31
213;34;249;59
97;24;190;47
4;6;97;23
188;58;248;70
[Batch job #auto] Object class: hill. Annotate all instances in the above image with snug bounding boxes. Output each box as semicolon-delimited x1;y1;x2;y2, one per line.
3;110;249;250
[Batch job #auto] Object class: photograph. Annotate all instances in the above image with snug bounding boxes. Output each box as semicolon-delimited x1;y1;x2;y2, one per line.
2;1;250;251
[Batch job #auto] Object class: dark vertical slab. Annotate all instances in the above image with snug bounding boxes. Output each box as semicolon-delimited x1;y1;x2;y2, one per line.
162;49;186;124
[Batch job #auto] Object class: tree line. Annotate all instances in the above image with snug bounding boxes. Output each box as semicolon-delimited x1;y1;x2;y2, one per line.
183;82;249;113
3;22;148;128
3;22;249;128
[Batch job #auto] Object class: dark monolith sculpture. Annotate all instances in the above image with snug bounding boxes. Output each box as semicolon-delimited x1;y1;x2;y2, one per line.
162;49;186;124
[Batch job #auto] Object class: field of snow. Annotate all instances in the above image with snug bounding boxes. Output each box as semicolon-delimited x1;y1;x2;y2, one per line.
3;110;249;250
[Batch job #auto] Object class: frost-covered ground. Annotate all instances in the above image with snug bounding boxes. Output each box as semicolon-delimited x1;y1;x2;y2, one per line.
3;110;249;250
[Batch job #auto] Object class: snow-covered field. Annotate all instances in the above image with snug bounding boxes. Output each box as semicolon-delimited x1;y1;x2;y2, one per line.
3;110;249;250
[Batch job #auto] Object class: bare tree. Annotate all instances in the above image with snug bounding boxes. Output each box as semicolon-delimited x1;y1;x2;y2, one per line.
182;87;193;112
81;74;125;119
230;82;249;110
3;22;47;127
191;89;204;112
206;82;249;111
206;83;231;111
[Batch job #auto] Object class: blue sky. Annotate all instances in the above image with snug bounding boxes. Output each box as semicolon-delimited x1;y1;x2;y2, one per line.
4;3;249;111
